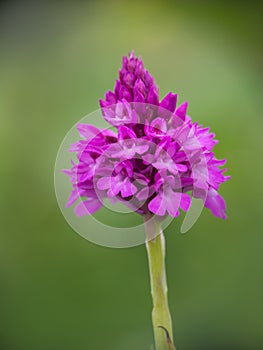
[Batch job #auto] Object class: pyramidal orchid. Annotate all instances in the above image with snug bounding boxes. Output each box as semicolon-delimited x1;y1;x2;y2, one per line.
64;52;230;350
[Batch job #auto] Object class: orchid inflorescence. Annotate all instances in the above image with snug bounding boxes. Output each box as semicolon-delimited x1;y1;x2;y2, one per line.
65;51;230;221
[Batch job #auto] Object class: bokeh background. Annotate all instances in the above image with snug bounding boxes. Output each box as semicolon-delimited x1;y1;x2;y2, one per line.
1;1;263;349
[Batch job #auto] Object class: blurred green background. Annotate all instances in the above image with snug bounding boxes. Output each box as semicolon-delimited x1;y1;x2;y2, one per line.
1;1;263;349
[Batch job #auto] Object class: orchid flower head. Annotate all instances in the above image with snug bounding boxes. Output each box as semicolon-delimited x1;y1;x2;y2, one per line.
65;51;230;220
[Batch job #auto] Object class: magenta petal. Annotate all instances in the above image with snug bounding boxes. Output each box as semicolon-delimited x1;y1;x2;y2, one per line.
135;140;149;155
165;190;181;217
148;194;166;216
160;92;177;112
134;78;146;97
66;189;84;207
74;198;102;216
147;86;159;105
114;80;121;99
134;90;145;103
180;193;191;212
110;180;123;196
136;187;151;201
105;91;116;104
121;180;137;198
145;117;168;138
174;101;188;121
119;86;132;102
99;99;107;109
176;164;188;172
127;56;137;72
97;177;111;190
123;72;136;89
77;124;101;139
118;125;137;142
204;188;227;219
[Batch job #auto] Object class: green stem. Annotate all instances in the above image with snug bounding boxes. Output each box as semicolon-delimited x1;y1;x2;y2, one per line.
144;216;175;350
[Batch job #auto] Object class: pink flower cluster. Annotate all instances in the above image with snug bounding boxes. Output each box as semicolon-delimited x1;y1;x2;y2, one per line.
65;52;230;219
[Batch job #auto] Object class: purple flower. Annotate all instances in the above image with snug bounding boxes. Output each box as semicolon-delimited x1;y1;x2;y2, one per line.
108;126;149;159
148;172;191;217
65;52;230;219
97;160;137;198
